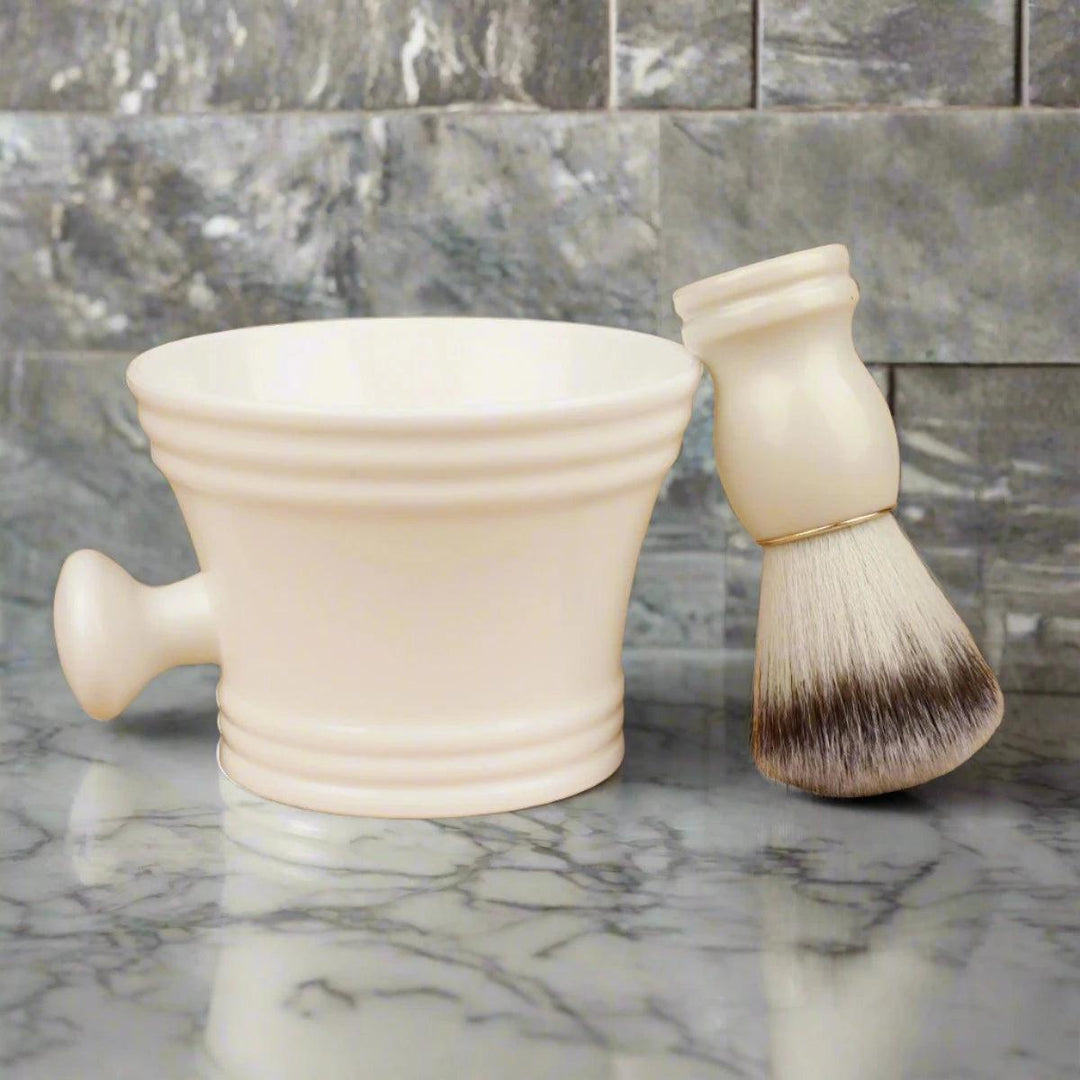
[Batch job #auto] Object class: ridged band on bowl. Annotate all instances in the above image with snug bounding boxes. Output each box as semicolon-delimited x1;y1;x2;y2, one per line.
216;681;626;817
137;378;699;508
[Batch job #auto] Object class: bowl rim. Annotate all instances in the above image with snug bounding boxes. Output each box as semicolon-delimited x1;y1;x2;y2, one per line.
127;316;701;431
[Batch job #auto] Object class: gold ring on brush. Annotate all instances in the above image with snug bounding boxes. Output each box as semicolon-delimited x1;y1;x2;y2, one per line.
757;506;896;548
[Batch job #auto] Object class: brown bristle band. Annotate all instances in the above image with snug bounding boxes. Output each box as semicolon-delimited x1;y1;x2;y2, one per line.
752;637;1004;798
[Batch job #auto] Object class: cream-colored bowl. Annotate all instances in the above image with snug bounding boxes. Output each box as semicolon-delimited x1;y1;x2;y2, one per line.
54;318;700;817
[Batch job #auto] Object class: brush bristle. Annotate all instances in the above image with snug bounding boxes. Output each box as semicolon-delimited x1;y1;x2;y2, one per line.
753;513;1003;797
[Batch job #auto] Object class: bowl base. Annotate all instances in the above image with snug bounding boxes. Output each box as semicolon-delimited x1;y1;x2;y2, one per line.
215;697;625;818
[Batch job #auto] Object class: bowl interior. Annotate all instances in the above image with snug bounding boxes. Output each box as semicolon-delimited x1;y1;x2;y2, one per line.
128;318;697;420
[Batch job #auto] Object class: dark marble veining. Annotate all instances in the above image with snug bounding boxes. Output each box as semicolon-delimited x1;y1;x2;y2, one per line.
0;0;607;111
0;645;1076;1078
761;0;1018;105
616;0;753;108
1030;0;1080;105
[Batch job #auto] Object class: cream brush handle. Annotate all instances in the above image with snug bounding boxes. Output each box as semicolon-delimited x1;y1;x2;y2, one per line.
673;244;899;544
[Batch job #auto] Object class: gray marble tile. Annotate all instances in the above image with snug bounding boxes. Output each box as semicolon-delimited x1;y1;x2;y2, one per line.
0;0;606;111
623;647;754;705
1;352;195;670
362;113;660;331
761;0;1018;105
644;375;731;554
0;113;660;353
658;112;1080;363
894;365;1080;694
616;0;753;107
626;552;726;648
1030;0;1080;105
0;115;366;352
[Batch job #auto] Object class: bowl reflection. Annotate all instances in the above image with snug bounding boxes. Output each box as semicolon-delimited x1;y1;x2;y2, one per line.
67;761;718;1080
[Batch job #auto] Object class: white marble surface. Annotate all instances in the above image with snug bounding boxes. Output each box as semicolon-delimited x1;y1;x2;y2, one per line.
1;647;1077;1079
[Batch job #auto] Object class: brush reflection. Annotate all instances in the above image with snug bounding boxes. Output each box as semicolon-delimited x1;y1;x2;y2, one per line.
757;803;987;1080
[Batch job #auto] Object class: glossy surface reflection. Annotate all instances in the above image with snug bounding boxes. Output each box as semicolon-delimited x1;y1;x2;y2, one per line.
2;653;1077;1078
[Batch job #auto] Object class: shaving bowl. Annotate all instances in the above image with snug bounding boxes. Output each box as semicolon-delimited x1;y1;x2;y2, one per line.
54;317;699;817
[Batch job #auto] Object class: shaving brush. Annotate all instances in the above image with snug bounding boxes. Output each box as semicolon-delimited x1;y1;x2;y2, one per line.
673;245;1003;796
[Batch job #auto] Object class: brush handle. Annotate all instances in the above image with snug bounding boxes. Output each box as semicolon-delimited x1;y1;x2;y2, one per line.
54;550;220;720
673;245;899;543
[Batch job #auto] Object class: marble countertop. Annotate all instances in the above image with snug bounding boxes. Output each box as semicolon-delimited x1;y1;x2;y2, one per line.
1;655;1077;1079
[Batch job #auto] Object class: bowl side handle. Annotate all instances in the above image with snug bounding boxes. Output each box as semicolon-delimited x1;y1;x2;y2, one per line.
54;550;220;721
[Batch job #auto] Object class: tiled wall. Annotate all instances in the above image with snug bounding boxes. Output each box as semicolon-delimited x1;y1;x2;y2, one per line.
2;1;1077;696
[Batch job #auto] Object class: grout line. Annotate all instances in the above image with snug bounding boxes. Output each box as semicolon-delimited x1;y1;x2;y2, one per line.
752;0;764;109
1018;0;1031;106
13;349;1075;372
608;0;619;110
647;103;1071;116
1;104;1076;121
654;111;666;335
644;0;664;341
